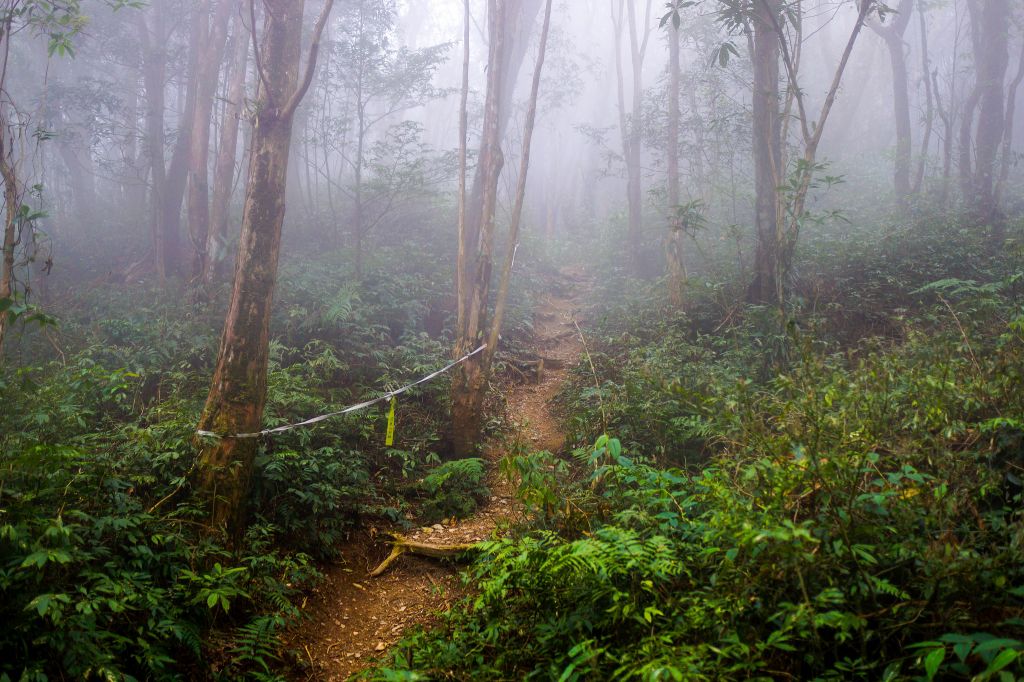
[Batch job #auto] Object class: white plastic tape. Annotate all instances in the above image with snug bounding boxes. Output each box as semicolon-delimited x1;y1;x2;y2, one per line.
196;344;486;439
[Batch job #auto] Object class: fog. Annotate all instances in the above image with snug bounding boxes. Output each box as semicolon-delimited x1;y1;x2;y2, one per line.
1;0;1018;297
4;1;1024;677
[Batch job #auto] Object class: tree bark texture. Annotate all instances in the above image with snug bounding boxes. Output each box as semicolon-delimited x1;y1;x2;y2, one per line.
912;4;934;196
611;0;652;274
0;16;17;360
455;0;470;351
625;0;652;273
747;0;870;306
934;69;953;206
462;0;543;267
194;0;333;538
451;0;508;459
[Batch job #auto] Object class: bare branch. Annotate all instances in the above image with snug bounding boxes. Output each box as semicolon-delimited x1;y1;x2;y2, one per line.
807;0;874;154
282;0;335;119
248;0;273;107
486;0;553;363
756;0;810;144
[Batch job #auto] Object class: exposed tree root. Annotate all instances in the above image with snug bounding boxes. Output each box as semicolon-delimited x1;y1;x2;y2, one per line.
368;535;480;578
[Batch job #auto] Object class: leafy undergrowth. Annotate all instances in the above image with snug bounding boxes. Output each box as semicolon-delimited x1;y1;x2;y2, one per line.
415;458;491;525
0;241;550;680
371;224;1024;680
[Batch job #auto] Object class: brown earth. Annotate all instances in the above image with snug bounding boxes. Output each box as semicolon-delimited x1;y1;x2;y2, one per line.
284;267;588;681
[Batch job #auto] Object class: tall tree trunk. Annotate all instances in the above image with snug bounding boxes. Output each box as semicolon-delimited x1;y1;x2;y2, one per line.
912;4;934;196
611;0;652;274
485;0;552;359
462;0;544;268
0;125;17;361
161;5;203;276
122;73;148;225
455;0;470;355
995;39;1024;206
354;109;365;279
747;0;783;305
56;139;97;230
451;0;552;458
625;0;652;273
868;0;914;207
0;15;17;358
934;69;954;207
748;0;870;306
451;0;507;459
665;12;683;306
188;0;233;281
194;0;334;539
139;7;169;282
969;0;1010;238
886;31;912;205
958;84;981;200
204;13;250;287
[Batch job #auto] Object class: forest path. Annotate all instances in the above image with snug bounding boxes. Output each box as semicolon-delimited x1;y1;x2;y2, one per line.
286;265;589;681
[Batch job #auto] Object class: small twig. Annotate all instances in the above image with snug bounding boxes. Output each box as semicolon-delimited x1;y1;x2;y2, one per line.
713;303;741;334
147;457;200;515
247;0;272;106
937;293;981;375
571;317;607;434
43;325;65;365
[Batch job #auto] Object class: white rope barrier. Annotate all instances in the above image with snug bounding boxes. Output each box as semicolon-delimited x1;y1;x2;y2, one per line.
196;344;486;439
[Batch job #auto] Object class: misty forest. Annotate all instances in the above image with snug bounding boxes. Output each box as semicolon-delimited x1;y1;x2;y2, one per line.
3;0;1024;678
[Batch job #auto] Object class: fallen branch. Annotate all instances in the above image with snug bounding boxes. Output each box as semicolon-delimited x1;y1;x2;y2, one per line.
368;534;480;577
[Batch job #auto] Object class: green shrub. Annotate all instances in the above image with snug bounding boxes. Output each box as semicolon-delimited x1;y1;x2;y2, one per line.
374;259;1024;680
416;458;489;524
379;429;1024;680
256;446;370;558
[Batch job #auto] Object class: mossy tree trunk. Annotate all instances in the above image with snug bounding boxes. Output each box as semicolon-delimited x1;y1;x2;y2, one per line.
194;0;333;539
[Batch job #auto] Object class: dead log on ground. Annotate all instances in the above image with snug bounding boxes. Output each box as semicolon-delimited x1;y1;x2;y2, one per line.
368;534;481;577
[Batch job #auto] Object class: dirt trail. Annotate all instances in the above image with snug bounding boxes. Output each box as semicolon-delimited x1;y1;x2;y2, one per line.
286;267;588;681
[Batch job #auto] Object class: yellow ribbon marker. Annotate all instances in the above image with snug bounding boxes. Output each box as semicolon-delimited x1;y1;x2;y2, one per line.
385;396;396;446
